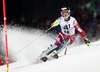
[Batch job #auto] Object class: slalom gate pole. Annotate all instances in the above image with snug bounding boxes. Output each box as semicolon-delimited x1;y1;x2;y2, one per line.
17;27;52;54
50;35;67;55
2;0;9;72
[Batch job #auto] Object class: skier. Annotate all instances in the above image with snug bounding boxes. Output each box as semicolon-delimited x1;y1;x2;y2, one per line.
38;6;91;62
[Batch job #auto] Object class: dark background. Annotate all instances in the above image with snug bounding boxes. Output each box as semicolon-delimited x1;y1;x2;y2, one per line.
0;0;90;23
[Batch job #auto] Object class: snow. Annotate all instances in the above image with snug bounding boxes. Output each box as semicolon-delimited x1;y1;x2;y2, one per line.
0;27;100;72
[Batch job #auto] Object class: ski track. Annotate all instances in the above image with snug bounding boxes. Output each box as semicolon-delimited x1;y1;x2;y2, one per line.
0;26;100;72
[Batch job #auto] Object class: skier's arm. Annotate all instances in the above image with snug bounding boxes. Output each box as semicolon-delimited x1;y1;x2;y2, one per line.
74;21;86;39
51;18;60;28
73;20;91;46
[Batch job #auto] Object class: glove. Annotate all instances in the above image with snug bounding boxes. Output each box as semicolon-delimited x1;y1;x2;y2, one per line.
84;38;91;46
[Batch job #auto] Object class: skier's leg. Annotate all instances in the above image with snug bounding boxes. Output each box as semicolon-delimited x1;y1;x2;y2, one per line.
56;38;70;52
56;38;70;54
38;33;63;59
54;32;64;47
54;34;75;55
50;32;64;56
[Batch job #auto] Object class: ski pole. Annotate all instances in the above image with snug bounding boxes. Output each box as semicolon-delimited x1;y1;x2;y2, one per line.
87;43;99;47
17;27;52;54
50;35;67;55
91;44;99;47
17;20;60;54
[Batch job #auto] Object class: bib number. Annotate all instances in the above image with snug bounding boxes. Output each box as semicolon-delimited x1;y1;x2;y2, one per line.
63;24;70;33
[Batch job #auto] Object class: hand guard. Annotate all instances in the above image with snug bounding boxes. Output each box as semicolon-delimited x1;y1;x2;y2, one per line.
84;38;91;46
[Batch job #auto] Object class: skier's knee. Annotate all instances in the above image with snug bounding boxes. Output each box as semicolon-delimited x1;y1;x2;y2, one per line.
63;38;70;45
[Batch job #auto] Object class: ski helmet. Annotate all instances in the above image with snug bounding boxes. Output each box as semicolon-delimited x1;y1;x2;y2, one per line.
60;6;71;19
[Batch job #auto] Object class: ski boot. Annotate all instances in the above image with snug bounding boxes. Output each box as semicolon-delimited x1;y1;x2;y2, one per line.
37;56;48;62
51;50;59;59
54;54;58;59
41;57;48;62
